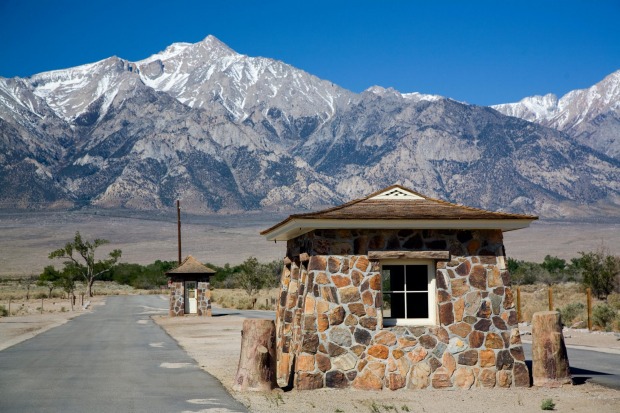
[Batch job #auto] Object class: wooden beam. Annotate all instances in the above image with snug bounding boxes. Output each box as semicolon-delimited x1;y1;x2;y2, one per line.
368;250;450;260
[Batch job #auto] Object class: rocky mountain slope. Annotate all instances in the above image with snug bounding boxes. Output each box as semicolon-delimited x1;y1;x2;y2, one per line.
492;70;620;160
1;36;618;218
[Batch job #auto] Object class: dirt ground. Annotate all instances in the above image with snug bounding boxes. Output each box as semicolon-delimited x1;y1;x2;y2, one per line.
2;297;619;412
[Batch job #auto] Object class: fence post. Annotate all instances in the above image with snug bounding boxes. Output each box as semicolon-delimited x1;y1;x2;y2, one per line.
548;285;554;311
41;296;44;314
8;297;11;317
516;287;522;323
586;288;592;331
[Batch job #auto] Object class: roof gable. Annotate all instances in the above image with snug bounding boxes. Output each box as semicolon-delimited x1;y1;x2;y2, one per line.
261;184;538;241
166;255;216;275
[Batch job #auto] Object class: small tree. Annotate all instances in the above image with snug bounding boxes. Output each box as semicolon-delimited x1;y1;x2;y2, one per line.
577;248;620;300
38;265;63;298
19;275;38;300
236;257;269;298
49;232;122;297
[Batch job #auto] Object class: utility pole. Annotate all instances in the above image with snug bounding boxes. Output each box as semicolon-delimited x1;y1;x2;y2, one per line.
177;200;182;265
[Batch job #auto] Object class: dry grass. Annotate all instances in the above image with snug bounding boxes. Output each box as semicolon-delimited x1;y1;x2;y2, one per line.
0;279;162;316
211;288;279;310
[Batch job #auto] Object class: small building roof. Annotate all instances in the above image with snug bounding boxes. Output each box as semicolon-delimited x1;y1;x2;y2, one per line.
166;255;216;275
261;185;538;241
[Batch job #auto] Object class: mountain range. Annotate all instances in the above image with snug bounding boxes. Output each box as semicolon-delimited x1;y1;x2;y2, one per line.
1;35;618;219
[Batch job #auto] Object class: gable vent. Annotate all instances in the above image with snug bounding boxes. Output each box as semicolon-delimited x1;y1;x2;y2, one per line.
371;188;424;200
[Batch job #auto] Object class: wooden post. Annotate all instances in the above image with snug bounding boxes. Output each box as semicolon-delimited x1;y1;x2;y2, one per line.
548;285;553;311
41;296;44;314
8;297;11;316
233;319;277;391
586;288;592;331
531;311;572;387
516;287;522;323
177;200;182;265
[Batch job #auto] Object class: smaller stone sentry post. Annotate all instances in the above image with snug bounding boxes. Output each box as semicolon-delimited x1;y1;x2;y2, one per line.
532;311;572;387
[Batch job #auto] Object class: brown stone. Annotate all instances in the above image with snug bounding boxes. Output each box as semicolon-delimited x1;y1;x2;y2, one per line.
397;336;418;349
392;349;405;359
315;272;329;285
469;265;487;290
487;267;502;288
304;295;316;314
320;286;338;303
432;326;450;344
302;315;317;332
496;349;514;370
352;369;383;390
474;318;492;332
502;332;511;348
442;352;456;375
369;273;381;291
478;368;496;388
419;335;437;349
531;311;572;387
504;287;514;309
339;286;361;303
458;350;478;366
374;331;397;346
485;333;504;349
455;260;471;277
510;346;525;362
438;289;451;303
480;349;495;367
439;302;455;325
436;271;449;290
354;328;372;345
451;278;469;297
317;314;329;332
331;274;351;288
325;370;348;388
367;361;386;379
351;344;366;356
366;306;377;317
469;330;485;348
507;310;517;326
328;257;342;273
492;316;507;330
351;270;364;287
498;370;512;388
406;347;428;363
308;256;327;271
345;314;358;326
347;303;366;316
477;300;492;318
297;354;315;372
513;362;530;387
453;297;464;321
429;357;442;372
359;316;377;330
368;344;389;359
386;373;406;390
297;372;324;390
431;367;452;389
329;306;345;325
328;343;347;357
316;353;331;372
454;367;475;389
449;322;472;338
302;333;319;353
316;299;330;314
355;256;370;272
361;290;374;306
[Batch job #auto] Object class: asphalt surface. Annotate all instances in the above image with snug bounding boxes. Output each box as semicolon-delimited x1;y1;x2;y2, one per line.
0;295;247;413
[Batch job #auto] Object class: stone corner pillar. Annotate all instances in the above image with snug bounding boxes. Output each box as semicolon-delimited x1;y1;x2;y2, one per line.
532;310;572;387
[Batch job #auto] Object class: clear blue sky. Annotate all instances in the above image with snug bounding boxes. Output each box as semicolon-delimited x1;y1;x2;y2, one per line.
1;0;619;105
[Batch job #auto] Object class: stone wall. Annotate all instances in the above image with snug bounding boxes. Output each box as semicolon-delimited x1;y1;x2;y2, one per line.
169;281;185;317
275;228;529;390
197;282;212;316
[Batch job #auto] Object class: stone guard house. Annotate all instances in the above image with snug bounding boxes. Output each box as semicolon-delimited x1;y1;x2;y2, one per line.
261;185;537;390
167;255;215;317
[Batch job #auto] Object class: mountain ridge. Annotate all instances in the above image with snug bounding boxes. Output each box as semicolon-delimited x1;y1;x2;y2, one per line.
1;36;618;218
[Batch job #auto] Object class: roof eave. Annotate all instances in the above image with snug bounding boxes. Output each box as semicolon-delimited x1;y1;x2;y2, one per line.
263;218;536;241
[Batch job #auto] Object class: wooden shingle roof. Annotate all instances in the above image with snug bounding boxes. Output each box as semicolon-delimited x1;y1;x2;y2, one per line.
166;255;216;275
261;185;538;241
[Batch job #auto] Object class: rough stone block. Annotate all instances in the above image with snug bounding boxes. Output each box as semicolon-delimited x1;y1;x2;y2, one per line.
458;350;478;366
368;344;389;359
454;367;475;389
480;349;495;367
374;331;397;346
432;367;452;389
297;372;324;390
352;369;383;390
326;370;348;388
297;354;316;372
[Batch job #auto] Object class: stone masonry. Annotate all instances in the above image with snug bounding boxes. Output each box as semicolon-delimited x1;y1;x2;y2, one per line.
275;228;530;390
169;281;212;317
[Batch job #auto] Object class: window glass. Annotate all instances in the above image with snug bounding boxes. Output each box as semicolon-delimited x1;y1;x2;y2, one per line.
381;262;433;324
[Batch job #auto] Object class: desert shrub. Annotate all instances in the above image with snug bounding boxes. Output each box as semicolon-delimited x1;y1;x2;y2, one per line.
559;302;585;325
541;398;555;410
0;305;8;317
592;304;618;331
34;292;48;299
607;293;620;311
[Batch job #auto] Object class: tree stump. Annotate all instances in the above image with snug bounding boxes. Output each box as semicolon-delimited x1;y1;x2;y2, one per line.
233;319;277;392
532;311;572;387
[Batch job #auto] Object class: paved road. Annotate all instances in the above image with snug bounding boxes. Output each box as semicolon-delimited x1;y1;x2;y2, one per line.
0;295;247;413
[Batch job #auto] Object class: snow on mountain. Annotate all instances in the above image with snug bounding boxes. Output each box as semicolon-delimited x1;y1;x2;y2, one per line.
0;36;619;218
493;70;620;159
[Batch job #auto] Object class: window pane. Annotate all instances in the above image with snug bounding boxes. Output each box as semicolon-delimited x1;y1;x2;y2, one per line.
390;292;405;318
383;265;404;292
406;292;428;318
406;265;428;291
382;293;392;318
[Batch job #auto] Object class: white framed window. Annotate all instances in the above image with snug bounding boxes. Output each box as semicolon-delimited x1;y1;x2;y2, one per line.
381;259;436;326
